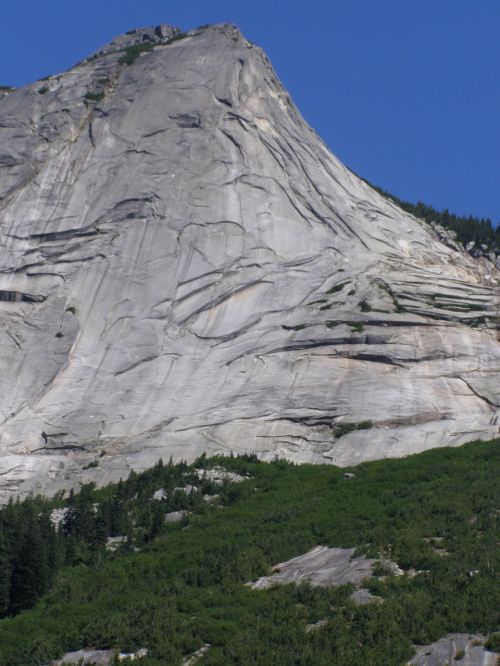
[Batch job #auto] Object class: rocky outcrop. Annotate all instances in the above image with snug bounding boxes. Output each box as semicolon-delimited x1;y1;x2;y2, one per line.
408;634;498;666
248;545;378;589
0;24;498;499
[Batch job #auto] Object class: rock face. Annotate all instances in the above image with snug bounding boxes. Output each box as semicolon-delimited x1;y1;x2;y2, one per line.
408;634;498;666
248;546;377;589
0;24;498;499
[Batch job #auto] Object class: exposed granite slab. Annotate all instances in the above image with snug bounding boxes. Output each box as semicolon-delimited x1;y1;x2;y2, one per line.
248;545;376;589
408;634;498;666
0;23;498;499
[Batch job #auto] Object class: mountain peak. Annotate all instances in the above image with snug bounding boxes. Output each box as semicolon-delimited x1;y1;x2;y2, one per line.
0;22;498;500
87;24;182;60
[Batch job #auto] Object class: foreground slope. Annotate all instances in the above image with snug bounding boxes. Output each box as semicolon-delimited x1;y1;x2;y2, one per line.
0;442;499;664
0;24;498;498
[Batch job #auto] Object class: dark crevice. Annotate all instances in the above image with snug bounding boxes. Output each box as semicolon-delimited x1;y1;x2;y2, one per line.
31;444;85;453
0;290;46;303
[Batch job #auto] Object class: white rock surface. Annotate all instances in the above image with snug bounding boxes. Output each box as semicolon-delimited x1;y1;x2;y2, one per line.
194;467;247;484
49;647;148;665
105;535;127;551
49;507;70;529
0;24;498;499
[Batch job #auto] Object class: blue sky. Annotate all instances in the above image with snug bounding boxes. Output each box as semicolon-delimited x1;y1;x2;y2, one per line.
1;0;498;222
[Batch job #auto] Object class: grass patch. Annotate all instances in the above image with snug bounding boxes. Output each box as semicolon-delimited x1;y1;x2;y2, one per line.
348;321;364;333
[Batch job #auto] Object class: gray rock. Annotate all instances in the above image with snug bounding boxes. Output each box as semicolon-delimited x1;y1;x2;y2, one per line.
248;545;377;589
0;24;498;500
49;649;113;665
174;485;196;495
106;535;127;551
350;588;383;605
408;634;498;666
183;644;211;666
305;620;328;632
164;509;189;523
49;507;70;529
49;647;148;665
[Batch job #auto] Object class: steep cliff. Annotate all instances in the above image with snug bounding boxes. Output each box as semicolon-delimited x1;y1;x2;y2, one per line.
0;24;498;498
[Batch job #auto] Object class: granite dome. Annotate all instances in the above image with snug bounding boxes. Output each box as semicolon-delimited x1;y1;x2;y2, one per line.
0;24;498;499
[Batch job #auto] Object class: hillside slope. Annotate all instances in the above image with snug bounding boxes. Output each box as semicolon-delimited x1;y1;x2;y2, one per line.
0;24;498;498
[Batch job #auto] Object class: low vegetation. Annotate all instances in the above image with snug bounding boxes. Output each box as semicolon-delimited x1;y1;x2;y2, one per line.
84;90;105;103
0;439;498;665
118;33;188;66
334;420;373;438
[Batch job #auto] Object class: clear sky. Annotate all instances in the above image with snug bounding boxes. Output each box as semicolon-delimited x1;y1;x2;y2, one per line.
1;0;498;222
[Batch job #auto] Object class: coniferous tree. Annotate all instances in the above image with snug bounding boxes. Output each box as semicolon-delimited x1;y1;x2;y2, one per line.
0;531;10;617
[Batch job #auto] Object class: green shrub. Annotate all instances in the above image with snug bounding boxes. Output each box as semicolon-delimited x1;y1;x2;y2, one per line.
118;42;156;65
485;633;500;652
84;91;105;102
326;281;349;295
37;86;49;95
335;420;373;438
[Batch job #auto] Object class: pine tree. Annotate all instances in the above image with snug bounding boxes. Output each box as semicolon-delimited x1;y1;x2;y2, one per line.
9;518;48;614
0;531;10;617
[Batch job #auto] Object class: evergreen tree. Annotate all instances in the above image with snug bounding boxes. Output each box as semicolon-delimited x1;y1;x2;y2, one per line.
0;531;10;617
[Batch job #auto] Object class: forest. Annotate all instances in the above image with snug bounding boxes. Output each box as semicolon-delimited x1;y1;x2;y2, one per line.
0;439;498;665
372;184;500;250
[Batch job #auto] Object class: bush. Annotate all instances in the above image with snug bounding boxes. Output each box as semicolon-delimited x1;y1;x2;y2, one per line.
84;91;105;102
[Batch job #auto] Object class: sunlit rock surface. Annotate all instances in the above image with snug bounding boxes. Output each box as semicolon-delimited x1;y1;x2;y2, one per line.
248;545;377;589
0;24;499;499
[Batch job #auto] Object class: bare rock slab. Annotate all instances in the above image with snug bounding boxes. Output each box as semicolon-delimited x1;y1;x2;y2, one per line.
408;634;498;666
249;545;376;589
